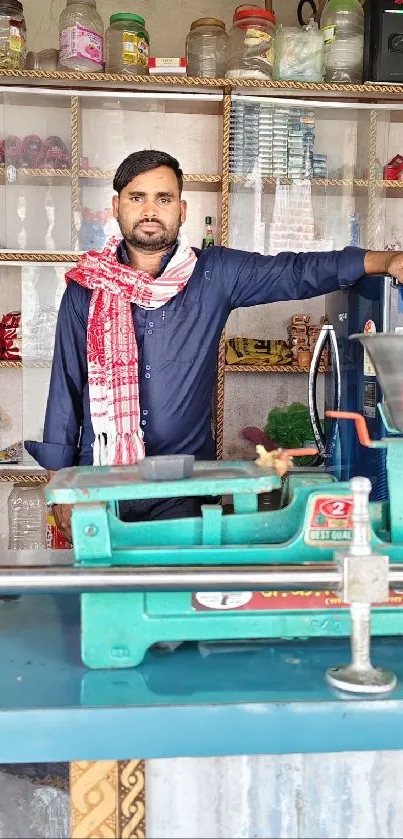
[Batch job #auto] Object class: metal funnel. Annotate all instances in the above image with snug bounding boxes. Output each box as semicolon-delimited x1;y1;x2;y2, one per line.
350;333;403;432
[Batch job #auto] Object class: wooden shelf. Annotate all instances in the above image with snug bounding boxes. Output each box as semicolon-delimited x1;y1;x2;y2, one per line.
1;69;403;103
225;364;330;373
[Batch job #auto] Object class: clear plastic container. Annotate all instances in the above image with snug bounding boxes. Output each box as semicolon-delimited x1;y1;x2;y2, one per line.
186;17;227;78
320;0;364;83
226;5;276;81
25;48;59;70
0;0;26;71
59;0;104;72
8;483;47;550
106;12;149;74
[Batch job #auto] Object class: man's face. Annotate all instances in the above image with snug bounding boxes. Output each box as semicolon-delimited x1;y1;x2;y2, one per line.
112;165;187;252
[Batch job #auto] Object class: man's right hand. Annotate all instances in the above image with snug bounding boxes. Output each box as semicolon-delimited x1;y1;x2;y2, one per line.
48;471;73;545
52;504;73;545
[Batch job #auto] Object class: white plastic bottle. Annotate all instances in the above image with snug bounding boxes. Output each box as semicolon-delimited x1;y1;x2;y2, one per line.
8;484;47;550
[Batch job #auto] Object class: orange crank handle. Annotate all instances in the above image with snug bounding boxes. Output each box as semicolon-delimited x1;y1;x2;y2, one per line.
282;448;318;457
325;411;373;448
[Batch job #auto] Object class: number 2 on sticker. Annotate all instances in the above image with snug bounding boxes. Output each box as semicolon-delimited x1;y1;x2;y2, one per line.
319;498;352;519
332;501;346;516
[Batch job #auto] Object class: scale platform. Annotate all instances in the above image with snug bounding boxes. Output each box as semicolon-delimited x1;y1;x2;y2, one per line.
1;593;403;764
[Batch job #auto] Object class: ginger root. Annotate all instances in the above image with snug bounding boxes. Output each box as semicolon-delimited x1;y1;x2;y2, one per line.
255;445;294;478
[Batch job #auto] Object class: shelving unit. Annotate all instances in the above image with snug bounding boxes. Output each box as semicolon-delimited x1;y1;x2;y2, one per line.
0;69;402;479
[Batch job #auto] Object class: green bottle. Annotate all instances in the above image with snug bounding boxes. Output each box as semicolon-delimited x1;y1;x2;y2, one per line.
202;216;214;249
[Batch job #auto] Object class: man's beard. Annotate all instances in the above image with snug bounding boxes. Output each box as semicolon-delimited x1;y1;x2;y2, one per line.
119;215;181;253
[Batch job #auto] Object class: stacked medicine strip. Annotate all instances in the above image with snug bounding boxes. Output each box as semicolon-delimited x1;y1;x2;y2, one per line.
230;102;328;180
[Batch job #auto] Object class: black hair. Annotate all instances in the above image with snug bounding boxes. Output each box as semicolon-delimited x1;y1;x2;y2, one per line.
113;149;184;195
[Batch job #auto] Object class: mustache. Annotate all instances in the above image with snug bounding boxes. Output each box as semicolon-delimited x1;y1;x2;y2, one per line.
135;218;166;230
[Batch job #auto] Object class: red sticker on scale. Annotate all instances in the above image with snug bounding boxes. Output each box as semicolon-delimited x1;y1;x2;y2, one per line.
304;493;354;546
191;492;403;613
191;590;403;611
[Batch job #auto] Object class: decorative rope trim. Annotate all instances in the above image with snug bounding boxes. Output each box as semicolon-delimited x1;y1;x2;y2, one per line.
225;364;330;373
1;68;403;98
70;95;81;251
0;252;80;262
78;170;221;182
215;90;231;461
0;360;21;368
0;472;46;483
229;176;403;188
0;360;52;368
367;110;378;251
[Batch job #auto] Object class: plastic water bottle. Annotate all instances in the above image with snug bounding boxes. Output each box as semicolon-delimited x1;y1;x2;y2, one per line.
320;0;364;83
8;484;47;550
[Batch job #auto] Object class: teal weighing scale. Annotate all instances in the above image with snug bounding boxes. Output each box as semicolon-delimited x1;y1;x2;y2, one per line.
2;332;403;696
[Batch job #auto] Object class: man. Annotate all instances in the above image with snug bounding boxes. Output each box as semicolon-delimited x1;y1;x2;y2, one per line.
25;149;403;542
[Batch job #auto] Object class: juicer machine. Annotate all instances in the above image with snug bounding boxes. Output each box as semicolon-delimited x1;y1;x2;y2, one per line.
2;332;403;696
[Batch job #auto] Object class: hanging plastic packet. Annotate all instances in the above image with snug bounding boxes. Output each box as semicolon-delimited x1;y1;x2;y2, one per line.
273;18;325;83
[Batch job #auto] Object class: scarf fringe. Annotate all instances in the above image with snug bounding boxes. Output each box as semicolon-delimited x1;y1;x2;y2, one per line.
93;432;145;466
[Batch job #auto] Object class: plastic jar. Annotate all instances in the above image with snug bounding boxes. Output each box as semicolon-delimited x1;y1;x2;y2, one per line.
8;483;47;550
0;0;26;71
186;18;227;78
226;5;276;81
320;0;364;83
106;13;149;74
59;0;104;72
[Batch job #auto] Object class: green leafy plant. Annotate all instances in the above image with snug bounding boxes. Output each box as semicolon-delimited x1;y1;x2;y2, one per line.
264;402;320;466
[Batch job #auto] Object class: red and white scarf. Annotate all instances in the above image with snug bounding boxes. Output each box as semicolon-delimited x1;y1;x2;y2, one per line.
65;233;197;466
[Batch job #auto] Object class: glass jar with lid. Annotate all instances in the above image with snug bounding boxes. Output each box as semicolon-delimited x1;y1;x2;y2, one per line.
0;0;26;71
226;4;276;80
186;18;227;79
59;0;104;72
106;13;149;75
